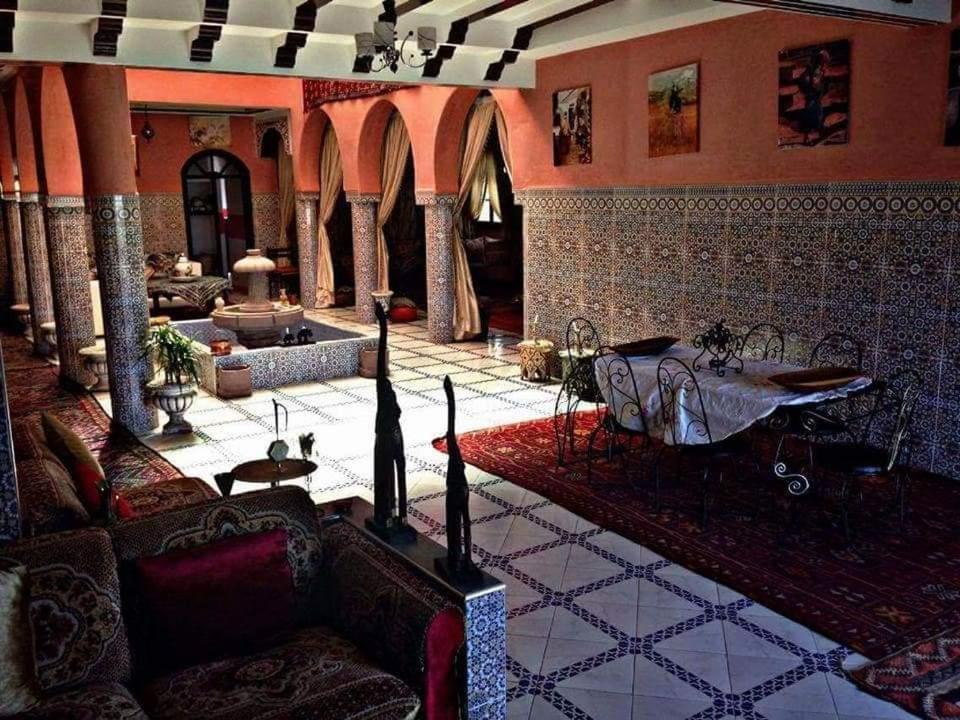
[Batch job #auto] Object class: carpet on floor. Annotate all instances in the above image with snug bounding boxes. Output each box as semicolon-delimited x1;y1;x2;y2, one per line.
433;412;960;669
487;302;523;336
2;332;183;486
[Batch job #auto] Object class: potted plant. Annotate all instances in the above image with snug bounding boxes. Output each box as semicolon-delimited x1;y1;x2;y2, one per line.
144;324;201;435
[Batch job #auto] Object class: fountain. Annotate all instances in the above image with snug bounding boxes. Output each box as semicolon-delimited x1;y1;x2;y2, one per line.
211;249;303;348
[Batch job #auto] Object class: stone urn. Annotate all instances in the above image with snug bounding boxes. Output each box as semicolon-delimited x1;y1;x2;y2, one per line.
152;383;197;435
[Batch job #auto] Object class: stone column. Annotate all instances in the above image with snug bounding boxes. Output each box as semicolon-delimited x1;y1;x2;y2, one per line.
0;199;8;304
347;194;380;325
295;192;319;309
89;196;155;432
417;192;456;344
20;194;55;355
45;196;95;387
3;197;27;307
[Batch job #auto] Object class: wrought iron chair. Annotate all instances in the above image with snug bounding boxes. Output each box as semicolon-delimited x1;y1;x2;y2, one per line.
585;346;650;484
740;323;786;363
808;369;922;540
808;331;864;370
554;317;604;466
655;357;751;528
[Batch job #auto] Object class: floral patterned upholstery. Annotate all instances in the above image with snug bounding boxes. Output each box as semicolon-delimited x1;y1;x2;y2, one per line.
12;682;147;720
139;626;420;720
121;477;217;518
319;520;463;697
0;529;132;693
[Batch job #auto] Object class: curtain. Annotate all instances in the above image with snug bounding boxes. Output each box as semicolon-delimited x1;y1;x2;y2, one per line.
468;162;487;220
485;152;502;220
376;113;411;292
278;149;296;248
315;124;342;308
452;101;496;340
495;106;513;181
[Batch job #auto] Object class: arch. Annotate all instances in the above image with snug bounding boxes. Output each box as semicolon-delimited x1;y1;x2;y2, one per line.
38;66;83;197
354;98;403;194
259;127;285;159
295;108;330;192
12;76;41;194
180;149;254;277
0;95;15;193
434;87;526;194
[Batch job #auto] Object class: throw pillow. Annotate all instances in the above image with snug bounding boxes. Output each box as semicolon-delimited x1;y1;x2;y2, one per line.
130;528;295;676
40;412;105;483
0;564;40;716
37;444;90;527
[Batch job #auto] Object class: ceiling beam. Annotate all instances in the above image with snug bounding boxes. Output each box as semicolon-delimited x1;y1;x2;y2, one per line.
0;0;14;54
189;0;229;63
274;30;307;68
512;0;618;50
92;1;126;57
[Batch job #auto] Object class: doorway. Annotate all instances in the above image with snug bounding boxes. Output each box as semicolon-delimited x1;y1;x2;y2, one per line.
181;150;254;278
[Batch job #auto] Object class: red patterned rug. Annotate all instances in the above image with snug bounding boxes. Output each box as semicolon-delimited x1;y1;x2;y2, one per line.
849;628;960;719
2;333;182;485
433;413;960;663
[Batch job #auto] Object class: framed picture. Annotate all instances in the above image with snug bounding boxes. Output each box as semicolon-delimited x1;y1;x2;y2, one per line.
778;40;850;148
189;115;231;148
648;62;699;157
552;86;592;166
946;29;960;146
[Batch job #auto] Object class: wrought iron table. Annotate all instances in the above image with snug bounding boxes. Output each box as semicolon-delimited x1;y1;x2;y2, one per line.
217;458;317;497
147;276;231;312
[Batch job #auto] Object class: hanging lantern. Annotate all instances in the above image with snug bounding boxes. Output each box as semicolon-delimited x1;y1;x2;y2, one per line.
140;106;156;142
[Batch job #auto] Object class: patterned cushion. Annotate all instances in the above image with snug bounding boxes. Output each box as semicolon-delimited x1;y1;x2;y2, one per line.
0;529;132;693
110;487;323;657
139;626;420;720
12;682;147;720
120;477;217;518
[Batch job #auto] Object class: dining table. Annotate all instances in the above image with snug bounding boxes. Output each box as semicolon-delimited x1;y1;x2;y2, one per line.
593;344;871;496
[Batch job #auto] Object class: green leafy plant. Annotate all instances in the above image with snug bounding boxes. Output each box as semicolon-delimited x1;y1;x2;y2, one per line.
143;325;200;387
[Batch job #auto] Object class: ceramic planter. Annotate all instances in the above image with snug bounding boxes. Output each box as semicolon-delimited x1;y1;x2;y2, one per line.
152;382;197;435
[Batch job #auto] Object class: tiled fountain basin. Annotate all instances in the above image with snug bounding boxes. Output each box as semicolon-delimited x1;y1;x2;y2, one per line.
173;319;376;393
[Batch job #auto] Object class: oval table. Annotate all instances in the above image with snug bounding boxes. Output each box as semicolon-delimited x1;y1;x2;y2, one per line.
216;458;317;497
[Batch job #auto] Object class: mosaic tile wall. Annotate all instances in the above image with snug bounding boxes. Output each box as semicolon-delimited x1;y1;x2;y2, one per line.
138;192;285;256
0;339;19;542
516;182;959;481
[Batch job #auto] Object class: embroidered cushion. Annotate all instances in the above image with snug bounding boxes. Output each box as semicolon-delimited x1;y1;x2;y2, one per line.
129;528;296;677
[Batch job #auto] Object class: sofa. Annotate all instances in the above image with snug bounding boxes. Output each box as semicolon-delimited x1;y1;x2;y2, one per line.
1;487;465;720
13;414;217;537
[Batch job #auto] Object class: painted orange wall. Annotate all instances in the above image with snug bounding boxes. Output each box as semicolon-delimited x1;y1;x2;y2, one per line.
506;10;959;190
131;113;279;194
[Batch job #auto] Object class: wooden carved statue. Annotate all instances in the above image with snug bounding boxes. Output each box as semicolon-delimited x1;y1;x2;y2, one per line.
435;376;480;583
366;301;416;544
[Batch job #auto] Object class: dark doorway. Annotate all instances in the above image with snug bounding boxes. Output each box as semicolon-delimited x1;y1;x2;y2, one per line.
181;150;254;278
383;149;426;308
328;187;355;305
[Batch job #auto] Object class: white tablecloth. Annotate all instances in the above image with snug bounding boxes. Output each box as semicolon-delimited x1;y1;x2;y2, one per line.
594;346;871;445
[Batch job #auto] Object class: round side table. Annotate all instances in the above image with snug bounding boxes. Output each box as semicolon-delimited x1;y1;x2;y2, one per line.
518;339;555;382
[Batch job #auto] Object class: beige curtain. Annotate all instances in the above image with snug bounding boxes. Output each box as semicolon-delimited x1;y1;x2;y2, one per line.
485;152;502;220
376;113;411;292
468;162;487;220
452;101;496;340
278;149;296;248
315;124;342;308
495;106;513;181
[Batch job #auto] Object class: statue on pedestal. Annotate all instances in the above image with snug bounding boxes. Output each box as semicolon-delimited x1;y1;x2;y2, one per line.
435;376;480;583
366;301;416;544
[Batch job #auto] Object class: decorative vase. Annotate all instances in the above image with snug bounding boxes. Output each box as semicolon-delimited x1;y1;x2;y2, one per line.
371;290;394;317
152;382;197;435
173;254;193;278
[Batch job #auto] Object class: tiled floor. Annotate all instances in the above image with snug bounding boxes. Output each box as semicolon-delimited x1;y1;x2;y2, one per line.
100;308;910;720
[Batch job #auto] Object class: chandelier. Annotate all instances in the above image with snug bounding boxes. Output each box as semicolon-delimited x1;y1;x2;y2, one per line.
355;21;436;73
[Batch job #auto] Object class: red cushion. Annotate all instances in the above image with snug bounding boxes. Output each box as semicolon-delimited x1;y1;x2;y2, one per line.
115;494;137;520
389;306;417;323
131;528;295;676
424;606;465;720
73;462;104;517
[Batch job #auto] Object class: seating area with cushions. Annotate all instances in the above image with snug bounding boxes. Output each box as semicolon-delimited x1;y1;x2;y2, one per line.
1;487;463;720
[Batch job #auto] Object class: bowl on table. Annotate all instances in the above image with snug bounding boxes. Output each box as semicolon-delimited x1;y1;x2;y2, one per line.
768;367;864;393
611;336;680;357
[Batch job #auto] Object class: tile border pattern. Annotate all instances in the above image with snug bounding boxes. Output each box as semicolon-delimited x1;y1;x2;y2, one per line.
295;192;319;309
3;200;27;307
515;181;959;480
347;194;381;325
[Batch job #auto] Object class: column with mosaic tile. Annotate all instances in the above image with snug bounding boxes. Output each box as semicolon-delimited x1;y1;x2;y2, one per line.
2;196;26;308
0;342;19;542
44;196;95;387
0;196;8;304
348;193;379;324
19;194;55;355
418;193;456;345
295;192;319;309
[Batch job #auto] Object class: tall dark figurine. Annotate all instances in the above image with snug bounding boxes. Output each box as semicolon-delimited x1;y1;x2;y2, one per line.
435;376;481;583
366;301;416;544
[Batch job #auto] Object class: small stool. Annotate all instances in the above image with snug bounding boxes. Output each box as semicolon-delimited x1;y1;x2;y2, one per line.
149;315;171;327
217;364;252;399
518;339;555;383
10;303;31;338
79;342;109;391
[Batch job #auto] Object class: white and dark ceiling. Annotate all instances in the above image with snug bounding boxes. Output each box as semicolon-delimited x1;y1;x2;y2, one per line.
0;0;950;89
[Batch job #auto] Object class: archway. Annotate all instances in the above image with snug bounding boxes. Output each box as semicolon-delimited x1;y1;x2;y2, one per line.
181;149;253;278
